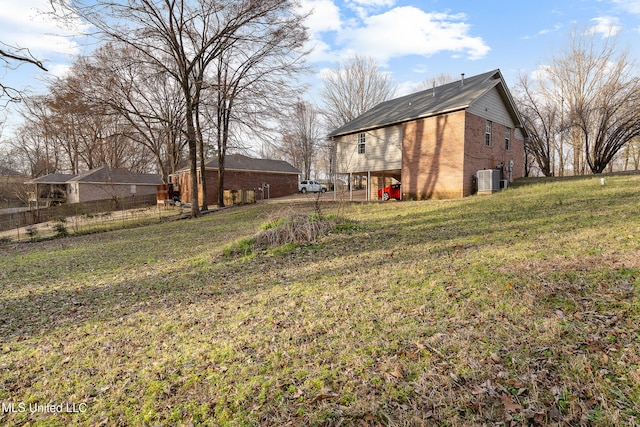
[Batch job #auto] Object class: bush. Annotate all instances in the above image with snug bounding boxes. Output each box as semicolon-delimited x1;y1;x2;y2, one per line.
253;212;334;250
53;218;69;238
25;226;39;242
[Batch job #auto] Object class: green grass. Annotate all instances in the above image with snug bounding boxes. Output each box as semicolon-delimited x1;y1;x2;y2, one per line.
1;174;639;426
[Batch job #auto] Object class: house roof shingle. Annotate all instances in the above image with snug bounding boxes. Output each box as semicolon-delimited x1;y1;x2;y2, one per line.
68;167;162;185
0;166;24;176
202;154;300;174
26;168;162;185
26;173;77;184
328;69;523;138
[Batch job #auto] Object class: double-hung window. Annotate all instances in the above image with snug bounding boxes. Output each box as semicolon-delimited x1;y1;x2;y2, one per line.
357;133;366;154
485;121;492;146
505;127;511;150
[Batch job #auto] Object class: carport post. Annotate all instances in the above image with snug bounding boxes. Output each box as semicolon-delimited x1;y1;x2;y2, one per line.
349;172;353;201
367;171;371;201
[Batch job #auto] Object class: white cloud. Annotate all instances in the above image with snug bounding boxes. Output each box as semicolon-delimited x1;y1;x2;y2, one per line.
299;0;342;33
611;0;640;14
48;63;72;79
0;0;88;58
346;0;396;19
336;7;490;64
587;16;622;37
350;0;396;7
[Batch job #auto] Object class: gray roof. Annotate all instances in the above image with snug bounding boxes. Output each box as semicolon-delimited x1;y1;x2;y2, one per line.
26;173;77;184
328;69;523;138
68;167;162;185
0;166;24;176
26;168;162;185
204;154;300;174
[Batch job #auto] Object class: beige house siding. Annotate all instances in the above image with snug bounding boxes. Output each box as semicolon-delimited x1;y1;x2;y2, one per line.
68;182;156;203
336;125;402;174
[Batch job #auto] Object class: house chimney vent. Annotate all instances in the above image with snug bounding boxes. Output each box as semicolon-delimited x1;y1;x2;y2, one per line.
461;73;465;87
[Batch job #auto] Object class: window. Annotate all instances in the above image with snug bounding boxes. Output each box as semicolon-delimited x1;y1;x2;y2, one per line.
358;133;366;154
485;121;492;146
505;127;511;150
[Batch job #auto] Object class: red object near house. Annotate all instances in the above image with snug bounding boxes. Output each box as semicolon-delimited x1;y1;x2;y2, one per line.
378;184;401;201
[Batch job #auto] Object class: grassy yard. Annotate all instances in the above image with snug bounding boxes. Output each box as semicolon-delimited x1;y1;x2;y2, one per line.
0;174;639;426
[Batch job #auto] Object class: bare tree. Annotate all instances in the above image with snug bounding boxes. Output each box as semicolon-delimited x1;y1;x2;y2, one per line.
207;8;309;208
71;44;188;180
415;73;457;91
52;0;308;216
320;56;396;183
621;137;640;170
279;101;322;179
321;55;396;131
515;30;640;175
1;42;47;107
514;73;558;177
548;30;640;174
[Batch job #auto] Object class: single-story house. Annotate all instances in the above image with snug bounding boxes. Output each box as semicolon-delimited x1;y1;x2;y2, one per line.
328;69;527;200
171;154;300;206
26;167;162;204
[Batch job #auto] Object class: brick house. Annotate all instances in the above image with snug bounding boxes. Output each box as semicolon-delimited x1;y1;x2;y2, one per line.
329;69;527;200
171;154;300;206
26;167;162;204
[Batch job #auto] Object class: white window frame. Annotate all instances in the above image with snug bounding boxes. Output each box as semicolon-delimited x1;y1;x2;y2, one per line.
505;127;511;150
357;133;366;154
485;121;492;146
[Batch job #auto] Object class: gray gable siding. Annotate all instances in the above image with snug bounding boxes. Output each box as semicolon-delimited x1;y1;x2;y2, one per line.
468;87;517;127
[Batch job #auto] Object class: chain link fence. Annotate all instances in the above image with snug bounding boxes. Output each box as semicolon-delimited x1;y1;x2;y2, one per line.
0;195;183;243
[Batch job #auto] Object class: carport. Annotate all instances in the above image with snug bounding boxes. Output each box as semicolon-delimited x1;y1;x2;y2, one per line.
335;168;402;201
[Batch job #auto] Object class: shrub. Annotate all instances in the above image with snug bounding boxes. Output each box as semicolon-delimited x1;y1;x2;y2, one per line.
253;212;334;250
25;226;39;242
53;218;69;238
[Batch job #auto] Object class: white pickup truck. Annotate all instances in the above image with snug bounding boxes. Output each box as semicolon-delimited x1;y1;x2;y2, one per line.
298;180;327;193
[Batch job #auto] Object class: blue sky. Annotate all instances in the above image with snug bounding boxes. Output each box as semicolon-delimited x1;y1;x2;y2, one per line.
2;0;640;134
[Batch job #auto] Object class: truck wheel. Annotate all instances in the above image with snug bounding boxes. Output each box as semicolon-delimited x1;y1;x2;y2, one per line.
382;192;390;201
321;188;326;193
301;187;307;193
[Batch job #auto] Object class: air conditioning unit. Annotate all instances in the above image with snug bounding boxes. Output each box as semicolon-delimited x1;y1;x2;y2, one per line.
477;169;501;193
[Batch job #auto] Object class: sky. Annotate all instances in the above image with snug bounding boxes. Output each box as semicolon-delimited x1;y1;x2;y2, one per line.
2;0;640;136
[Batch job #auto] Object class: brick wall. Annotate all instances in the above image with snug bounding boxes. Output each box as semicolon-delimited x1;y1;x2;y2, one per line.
400;110;526;200
463;112;525;196
401;111;466;200
174;169;298;206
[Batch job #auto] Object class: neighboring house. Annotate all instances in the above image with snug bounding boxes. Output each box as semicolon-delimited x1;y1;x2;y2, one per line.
26;167;162;205
25;173;77;206
0;166;24;180
0;166;28;207
171;154;300;206
329;69;527;200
